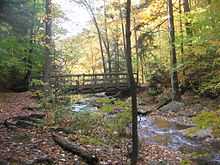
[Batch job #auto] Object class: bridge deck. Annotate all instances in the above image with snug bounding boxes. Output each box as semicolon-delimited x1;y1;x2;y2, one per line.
50;73;138;94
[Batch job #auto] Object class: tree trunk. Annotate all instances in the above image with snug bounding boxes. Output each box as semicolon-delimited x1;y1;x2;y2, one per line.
182;0;192;37
179;0;185;80
140;55;144;84
133;17;139;85
103;0;112;73
74;0;107;74
167;0;180;101
93;15;107;74
119;0;127;56
182;0;192;88
43;0;52;84
24;0;36;89
125;0;138;164
84;0;107;74
116;39;120;73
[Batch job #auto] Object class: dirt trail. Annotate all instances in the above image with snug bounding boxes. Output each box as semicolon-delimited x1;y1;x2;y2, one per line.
0;92;41;122
0;92;80;164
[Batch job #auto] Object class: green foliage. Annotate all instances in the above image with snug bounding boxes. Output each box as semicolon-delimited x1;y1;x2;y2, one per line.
101;104;114;113
105;108;131;137
193;111;220;129
191;151;210;159
100;99;129;113
193;110;220;137
0;36;44;88
147;74;166;96
46;97;132;145
179;1;220;96
72;112;104;134
99;99;132;137
32;90;44;99
96;97;115;104
79;135;104;145
0;0;45;90
198;75;220;98
180;160;192;165
30;79;44;89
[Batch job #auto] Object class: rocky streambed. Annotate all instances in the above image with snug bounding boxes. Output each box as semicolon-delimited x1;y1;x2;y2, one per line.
70;93;220;164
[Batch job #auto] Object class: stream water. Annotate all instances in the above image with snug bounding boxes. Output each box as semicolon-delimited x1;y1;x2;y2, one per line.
138;115;196;150
70;94;220;164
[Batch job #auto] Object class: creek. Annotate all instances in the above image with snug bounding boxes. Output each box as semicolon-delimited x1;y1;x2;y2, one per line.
70;93;220;164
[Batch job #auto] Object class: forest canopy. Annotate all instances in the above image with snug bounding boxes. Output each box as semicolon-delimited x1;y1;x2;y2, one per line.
1;0;219;97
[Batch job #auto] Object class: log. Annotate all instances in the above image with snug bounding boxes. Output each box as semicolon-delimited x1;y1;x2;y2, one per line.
52;134;99;165
5;113;45;122
2;113;45;129
4;119;36;129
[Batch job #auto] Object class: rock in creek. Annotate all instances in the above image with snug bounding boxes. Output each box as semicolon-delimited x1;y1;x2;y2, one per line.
159;101;185;112
180;127;213;140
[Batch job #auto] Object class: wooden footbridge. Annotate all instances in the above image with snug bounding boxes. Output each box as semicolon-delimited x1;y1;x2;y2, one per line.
51;73;138;94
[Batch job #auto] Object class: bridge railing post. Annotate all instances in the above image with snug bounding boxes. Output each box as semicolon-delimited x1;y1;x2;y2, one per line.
104;74;107;90
94;75;97;85
136;73;139;86
77;75;80;91
82;74;85;86
115;73;117;85
47;73;138;94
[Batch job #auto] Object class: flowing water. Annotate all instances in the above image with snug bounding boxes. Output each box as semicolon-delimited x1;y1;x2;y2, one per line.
71;94;220;164
71;94;195;150
138;115;196;150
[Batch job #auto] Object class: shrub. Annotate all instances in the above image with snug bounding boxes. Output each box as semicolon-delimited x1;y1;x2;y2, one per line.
30;79;44;89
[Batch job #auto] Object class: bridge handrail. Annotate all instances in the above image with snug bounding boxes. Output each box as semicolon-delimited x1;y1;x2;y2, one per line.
49;72;137;78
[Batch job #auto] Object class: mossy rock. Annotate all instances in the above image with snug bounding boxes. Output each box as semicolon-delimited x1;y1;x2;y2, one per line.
181;127;213;140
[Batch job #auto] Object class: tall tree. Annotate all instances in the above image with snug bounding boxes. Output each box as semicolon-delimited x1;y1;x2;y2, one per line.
179;0;185;78
133;17;139;85
73;0;107;74
43;0;52;84
167;0;180;100
24;0;36;89
125;0;138;164
103;0;112;73
119;1;127;56
182;0;192;86
182;0;192;37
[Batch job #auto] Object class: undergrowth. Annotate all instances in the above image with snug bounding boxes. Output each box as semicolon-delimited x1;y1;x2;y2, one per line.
41;95;132;145
193;110;220;137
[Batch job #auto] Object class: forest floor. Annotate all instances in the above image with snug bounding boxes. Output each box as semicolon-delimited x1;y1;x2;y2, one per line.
0;91;219;164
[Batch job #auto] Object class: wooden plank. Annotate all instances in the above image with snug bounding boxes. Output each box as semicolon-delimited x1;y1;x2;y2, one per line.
81;78;128;83
48;72;136;78
45;72;138;94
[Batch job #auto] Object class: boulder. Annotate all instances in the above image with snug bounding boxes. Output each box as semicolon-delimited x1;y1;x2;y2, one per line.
94;92;107;97
138;105;156;115
159;101;185;112
181;127;213;140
